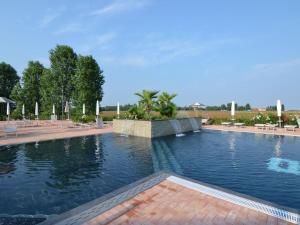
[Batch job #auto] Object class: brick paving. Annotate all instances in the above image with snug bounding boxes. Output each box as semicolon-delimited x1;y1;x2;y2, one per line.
204;125;300;137
0;120;112;146
81;180;295;225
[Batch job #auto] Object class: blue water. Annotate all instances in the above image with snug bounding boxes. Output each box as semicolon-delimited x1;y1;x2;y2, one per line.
1;130;300;215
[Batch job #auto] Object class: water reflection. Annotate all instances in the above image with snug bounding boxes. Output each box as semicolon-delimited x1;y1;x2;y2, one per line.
274;137;282;157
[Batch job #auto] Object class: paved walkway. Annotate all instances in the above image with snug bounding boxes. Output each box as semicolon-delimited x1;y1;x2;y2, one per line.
41;174;297;225
204;125;300;137
0;121;113;146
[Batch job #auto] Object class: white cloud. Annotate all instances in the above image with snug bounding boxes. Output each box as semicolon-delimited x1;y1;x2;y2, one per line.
79;32;117;53
90;0;150;16
40;8;64;27
248;58;300;79
53;23;85;35
116;37;237;67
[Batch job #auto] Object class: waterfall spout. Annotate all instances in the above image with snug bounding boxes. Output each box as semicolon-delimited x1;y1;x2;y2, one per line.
189;117;201;132
169;119;185;137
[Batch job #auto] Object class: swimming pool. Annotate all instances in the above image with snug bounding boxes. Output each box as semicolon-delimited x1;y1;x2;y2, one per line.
1;130;300;216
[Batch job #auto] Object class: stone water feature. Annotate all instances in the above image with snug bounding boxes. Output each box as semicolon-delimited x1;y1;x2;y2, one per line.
113;117;202;138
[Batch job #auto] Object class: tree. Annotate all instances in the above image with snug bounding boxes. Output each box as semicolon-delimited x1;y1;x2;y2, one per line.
245;103;251;111
40;69;61;116
49;45;77;117
134;90;159;118
0;62;19;98
157;92;177;118
21;61;45;114
10;82;24;118
73;55;105;114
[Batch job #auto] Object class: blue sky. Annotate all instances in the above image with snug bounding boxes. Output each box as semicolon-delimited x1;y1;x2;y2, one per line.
1;0;300;109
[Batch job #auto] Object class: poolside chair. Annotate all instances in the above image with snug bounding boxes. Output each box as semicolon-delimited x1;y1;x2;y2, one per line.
234;122;245;128
265;124;277;131
284;125;297;132
4;125;17;137
221;122;232;127
254;124;266;130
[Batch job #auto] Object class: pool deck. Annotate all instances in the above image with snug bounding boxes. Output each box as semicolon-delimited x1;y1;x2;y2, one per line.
0;121;113;146
41;173;299;225
204;125;300;137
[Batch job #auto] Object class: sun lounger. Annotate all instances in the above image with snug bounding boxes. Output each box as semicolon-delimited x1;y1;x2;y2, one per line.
4;125;17;137
234;123;245;128
284;125;297;132
221;122;231;126
265;124;277;131
255;124;266;129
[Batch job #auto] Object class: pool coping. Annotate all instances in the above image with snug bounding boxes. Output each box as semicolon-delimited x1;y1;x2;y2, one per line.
203;126;300;138
40;171;300;225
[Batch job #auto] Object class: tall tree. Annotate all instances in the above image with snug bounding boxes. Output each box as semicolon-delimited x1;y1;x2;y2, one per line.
40;69;61;116
21;61;45;114
49;45;77;116
73;55;105;114
0;62;19;98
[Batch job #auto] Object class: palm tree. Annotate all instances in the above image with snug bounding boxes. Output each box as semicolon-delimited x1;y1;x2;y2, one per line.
157;92;177;118
134;90;159;117
158;92;177;107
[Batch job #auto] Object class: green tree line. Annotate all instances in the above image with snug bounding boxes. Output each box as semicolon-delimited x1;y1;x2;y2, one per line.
0;45;105;119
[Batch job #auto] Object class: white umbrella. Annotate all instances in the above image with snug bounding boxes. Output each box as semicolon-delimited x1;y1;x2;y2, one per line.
117;102;120;118
96;100;99;116
6;102;10;116
83;104;86;115
35;102;39;116
277;99;282;127
64;101;69;113
277;100;282;117
22;104;25;115
231;101;235;117
52;104;55;115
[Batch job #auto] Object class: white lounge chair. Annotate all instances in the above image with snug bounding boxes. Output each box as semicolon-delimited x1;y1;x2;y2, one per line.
265;124;277;131
4;125;17;137
255;124;266;129
221;122;232;127
234;122;245;128
284;125;297;132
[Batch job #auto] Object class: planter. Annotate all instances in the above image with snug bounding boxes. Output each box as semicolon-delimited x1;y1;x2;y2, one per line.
113;117;202;138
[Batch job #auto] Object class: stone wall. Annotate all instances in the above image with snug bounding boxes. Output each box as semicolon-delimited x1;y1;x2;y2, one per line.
113;117;202;138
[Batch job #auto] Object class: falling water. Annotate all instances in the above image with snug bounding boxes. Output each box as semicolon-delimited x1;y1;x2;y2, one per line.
169;119;185;137
188;118;201;132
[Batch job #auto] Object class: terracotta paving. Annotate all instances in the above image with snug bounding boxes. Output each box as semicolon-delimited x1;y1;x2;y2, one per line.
0;121;112;146
82;180;295;225
204;125;300;137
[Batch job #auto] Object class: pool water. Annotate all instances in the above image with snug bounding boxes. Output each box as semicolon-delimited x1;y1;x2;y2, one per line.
1;130;300;216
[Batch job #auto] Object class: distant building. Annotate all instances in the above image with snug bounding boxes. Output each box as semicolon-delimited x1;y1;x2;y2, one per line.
191;102;206;111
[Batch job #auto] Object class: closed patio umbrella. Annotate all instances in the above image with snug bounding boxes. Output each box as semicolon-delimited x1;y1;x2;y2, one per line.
277;100;282;127
6;102;10;120
22;104;25;119
96;100;99;118
83;104;85;115
65;101;70;120
52;104;55;115
231;101;235;120
35;102;39;119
